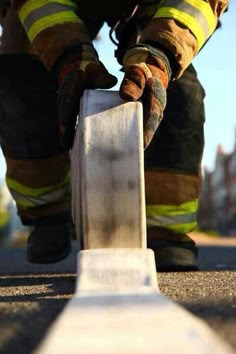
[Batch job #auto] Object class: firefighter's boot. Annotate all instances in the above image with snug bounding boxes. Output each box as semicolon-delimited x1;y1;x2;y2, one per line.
147;227;198;272
27;216;72;264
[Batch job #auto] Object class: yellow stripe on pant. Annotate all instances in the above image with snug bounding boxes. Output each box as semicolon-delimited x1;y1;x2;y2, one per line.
6;170;71;209
146;199;198;233
0;208;10;228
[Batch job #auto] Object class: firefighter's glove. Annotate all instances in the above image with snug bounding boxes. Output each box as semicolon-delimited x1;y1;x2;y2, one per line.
57;45;118;149
119;45;171;149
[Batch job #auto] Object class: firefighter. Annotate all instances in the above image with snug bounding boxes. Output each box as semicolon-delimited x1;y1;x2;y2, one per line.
0;0;228;269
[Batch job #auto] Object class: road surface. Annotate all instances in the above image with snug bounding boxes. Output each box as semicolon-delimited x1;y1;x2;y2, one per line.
0;235;235;354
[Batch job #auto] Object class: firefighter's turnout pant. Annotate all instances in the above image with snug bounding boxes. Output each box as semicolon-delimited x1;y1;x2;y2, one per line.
0;7;205;231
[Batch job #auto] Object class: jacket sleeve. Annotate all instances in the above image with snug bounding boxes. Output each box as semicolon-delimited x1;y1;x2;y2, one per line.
140;0;229;78
11;0;92;69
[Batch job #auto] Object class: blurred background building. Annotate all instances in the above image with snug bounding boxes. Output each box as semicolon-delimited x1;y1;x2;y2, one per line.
198;129;236;236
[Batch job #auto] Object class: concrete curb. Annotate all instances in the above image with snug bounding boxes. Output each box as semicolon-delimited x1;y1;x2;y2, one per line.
35;249;234;354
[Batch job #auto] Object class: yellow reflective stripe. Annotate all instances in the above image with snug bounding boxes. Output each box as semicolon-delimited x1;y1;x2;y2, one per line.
27;12;81;41
18;0;82;41
147;212;197;225
11;184;71;208
0;208;10;227
23;3;77;31
156;7;205;48
184;0;216;33
167;221;197;233
154;0;216;49
147;221;197;234
146;199;198;233
146;199;198;217
19;0;76;22
6;170;70;198
13;198;35;208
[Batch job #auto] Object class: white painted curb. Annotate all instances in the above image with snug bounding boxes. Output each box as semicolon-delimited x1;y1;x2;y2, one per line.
35;249;234;354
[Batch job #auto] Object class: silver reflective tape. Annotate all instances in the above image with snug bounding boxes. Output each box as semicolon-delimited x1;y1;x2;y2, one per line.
147;212;197;227
23;2;75;31
156;0;210;38
11;185;71;206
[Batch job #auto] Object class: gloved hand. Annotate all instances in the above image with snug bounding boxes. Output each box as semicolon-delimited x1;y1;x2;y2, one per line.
56;45;118;149
119;45;171;149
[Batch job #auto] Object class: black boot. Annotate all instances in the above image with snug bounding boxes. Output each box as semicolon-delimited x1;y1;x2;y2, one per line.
147;227;198;272
26;215;72;264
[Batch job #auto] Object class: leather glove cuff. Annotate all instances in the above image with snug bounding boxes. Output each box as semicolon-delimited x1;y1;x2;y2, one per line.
123;44;172;87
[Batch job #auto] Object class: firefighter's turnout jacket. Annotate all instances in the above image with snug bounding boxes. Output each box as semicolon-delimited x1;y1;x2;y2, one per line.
0;0;228;231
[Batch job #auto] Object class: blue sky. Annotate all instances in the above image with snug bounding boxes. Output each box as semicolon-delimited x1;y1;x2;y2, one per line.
193;3;236;170
0;3;235;180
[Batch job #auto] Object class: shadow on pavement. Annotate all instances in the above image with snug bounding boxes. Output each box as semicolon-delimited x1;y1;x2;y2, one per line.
0;273;76;354
181;301;236;351
198;245;236;271
0;242;79;354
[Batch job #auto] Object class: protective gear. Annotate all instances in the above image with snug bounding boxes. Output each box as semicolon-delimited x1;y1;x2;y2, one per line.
0;54;62;159
144;64;205;237
0;0;228;268
120;44;171;148
147;227;198;272
56;45;118;149
0;54;71;221
14;0;227;76
26;213;72;263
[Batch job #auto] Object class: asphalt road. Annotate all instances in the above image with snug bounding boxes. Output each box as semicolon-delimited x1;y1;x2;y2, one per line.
0;238;235;354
